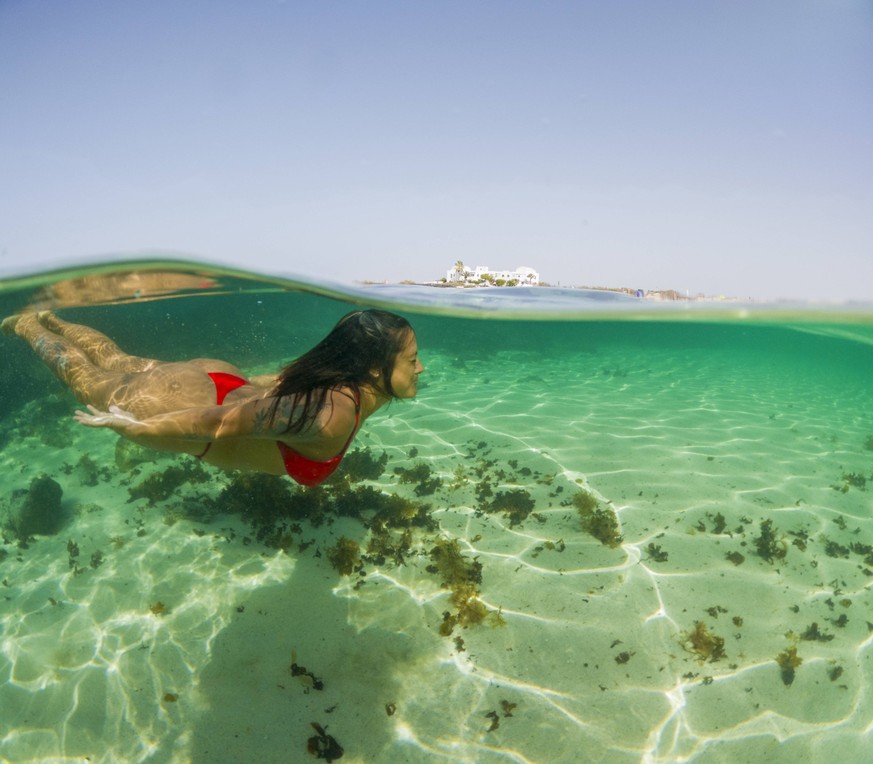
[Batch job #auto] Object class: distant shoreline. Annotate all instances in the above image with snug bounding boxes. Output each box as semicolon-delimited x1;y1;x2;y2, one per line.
357;280;742;303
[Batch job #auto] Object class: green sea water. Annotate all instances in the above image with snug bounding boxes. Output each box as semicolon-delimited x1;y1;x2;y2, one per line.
1;262;872;764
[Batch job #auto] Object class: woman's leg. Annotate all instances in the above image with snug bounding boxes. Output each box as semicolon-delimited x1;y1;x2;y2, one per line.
7;313;122;408
8;311;247;413
36;311;159;372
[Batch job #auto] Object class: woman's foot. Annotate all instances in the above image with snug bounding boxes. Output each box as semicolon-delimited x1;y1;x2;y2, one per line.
36;310;59;328
1;314;22;336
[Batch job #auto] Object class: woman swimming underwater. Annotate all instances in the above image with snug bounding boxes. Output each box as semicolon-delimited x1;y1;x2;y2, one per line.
2;309;424;486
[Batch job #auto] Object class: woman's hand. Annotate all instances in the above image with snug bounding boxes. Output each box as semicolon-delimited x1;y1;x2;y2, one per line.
74;404;141;432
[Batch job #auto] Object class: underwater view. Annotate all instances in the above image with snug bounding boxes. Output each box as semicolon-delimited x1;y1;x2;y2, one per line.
1;262;872;764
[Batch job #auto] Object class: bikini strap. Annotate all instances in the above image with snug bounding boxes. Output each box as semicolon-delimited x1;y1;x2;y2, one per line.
336;387;360;452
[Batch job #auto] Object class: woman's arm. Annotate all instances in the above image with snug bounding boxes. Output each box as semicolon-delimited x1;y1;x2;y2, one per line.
74;396;287;443
74;389;356;455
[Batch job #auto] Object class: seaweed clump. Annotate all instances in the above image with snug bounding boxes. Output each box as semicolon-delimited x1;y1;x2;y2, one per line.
682;621;726;663
1;474;65;540
754;519;786;563
574;491;622;547
823;538;850;558
69;454;110;486
393;462;442;496
800;622;834;643
307;722;343;762
776;646;802;686
213;472;436;553
326;536;361;576
127;461;210;506
429;537;482;588
328;447;388;484
840;472;867;490
439;583;493;636
428;537;503;635
290;661;325;692
849;542;873;568
365;527;414;567
214;473;295;514
213;473;314;545
332;484;435;531
485;489;535;527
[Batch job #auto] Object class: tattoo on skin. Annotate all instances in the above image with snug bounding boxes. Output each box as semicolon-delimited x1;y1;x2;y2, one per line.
255;396;296;435
252;404;274;434
275;397;298;431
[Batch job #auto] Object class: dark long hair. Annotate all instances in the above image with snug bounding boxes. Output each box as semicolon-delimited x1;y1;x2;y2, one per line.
269;309;413;434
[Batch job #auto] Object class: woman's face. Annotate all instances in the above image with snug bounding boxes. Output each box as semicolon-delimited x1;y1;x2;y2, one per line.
389;331;424;399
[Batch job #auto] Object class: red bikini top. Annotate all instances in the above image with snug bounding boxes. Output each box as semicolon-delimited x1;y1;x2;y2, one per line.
276;390;360;487
206;373;359;487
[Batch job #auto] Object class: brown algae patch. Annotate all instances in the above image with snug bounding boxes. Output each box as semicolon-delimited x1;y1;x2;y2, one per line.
427;537;504;635
776;645;803;686
485;489;535;527
753;519;787;563
681;621;726;663
573;490;622;547
326;537;361;576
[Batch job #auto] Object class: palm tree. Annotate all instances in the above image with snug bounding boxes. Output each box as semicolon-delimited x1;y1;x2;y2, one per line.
453;260;467;282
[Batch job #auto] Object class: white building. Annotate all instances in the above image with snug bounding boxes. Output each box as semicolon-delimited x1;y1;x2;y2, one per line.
446;264;539;285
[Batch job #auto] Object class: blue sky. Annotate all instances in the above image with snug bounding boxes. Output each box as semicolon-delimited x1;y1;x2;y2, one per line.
1;1;871;300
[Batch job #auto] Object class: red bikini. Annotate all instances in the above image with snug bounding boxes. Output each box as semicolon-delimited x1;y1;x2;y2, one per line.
196;372;359;487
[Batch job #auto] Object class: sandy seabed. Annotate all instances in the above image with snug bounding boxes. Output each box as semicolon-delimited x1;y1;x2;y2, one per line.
1;339;872;764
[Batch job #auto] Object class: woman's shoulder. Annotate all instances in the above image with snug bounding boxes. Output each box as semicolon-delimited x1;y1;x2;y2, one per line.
264;384;358;442
316;386;359;439
269;386;357;459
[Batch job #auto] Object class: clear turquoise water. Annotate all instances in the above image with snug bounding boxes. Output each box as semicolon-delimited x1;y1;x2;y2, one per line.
1;262;872;763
